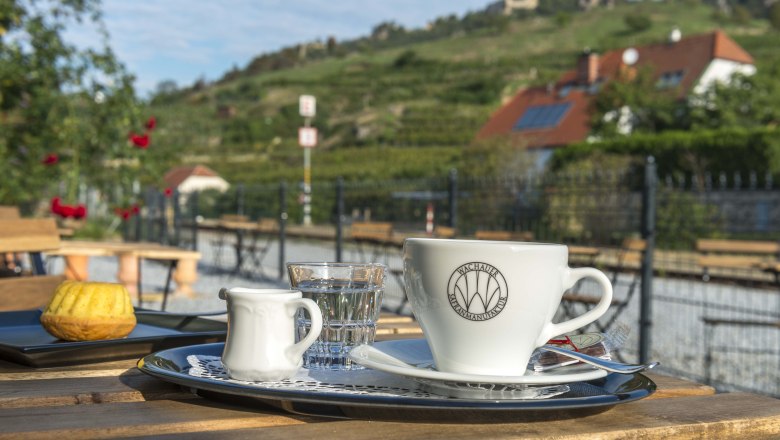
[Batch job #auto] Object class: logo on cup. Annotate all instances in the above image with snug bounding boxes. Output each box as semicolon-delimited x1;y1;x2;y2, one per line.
447;262;508;321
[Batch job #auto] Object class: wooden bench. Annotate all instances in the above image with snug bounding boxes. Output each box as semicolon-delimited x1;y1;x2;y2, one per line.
219;214;249;223
696;239;780;284
474;230;534;241
48;241;201;307
433;226;456;238
350;222;393;244
349;222;394;262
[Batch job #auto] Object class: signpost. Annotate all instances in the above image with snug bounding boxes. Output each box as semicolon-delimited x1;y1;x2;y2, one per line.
298;95;317;226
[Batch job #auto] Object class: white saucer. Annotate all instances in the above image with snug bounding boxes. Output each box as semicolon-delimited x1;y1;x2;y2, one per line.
348;339;607;385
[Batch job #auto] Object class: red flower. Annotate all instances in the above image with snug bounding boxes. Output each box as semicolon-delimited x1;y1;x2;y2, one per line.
42;153;59;165
114;207;131;220
164;187;173;197
131;204;140;214
59;205;76;218
145;116;156;131
129;133;150;149
50;197;62;215
74;204;87;219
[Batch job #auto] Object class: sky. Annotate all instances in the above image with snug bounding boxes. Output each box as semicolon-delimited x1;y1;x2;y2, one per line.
67;0;492;97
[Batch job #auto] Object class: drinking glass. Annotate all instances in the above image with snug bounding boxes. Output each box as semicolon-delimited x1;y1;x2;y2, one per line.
287;262;386;370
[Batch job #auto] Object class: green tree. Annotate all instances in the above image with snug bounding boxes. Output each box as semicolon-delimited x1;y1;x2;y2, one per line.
0;0;146;212
590;68;684;137
688;66;780;130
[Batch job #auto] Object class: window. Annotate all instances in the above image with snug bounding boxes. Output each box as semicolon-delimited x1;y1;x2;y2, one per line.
657;70;685;89
513;102;572;131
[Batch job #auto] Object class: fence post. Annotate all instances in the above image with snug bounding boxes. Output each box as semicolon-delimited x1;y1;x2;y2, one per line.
159;190;168;245
639;156;657;364
190;191;199;251
122;218;130;241
134;203;142;241
237;184;245;217
145;188;154;243
336;177;344;263
279;181;287;280
448;169;458;230
172;189;181;247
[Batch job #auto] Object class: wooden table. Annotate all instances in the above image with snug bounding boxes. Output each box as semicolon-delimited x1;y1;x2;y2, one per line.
1;316;778;439
47;241;201;298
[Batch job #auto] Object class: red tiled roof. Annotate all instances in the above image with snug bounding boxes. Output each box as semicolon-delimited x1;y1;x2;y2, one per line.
476;30;754;147
163;165;221;188
476;87;592;149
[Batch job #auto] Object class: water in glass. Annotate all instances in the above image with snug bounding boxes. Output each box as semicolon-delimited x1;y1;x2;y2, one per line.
296;278;383;370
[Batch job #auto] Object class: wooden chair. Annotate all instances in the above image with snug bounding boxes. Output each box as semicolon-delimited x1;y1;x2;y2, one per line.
0;218;63;310
561;238;646;334
0;218;61;275
210;214;249;269
234;218;278;276
0;275;66;311
0;206;21;219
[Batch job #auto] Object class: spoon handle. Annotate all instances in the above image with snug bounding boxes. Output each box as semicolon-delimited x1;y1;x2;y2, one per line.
540;345;658;374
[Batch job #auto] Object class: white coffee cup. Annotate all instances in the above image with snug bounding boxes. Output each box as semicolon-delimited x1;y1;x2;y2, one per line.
218;287;323;381
403;239;613;376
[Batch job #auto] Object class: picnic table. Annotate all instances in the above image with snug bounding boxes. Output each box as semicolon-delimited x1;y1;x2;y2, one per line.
1;315;778;438
47;240;201;299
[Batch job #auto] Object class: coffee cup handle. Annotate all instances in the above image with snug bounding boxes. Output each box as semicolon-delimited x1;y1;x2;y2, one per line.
285;298;323;364
536;267;613;346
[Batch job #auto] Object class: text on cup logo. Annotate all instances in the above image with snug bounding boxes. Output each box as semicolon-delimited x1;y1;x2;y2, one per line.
447;262;508;321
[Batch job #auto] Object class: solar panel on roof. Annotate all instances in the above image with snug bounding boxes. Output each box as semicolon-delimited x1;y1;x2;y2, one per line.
513;102;572;131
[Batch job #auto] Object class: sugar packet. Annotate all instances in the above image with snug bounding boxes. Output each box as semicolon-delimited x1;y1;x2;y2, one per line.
528;322;630;372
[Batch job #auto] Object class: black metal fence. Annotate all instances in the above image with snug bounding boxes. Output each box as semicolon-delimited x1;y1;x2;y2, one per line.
133;158;779;398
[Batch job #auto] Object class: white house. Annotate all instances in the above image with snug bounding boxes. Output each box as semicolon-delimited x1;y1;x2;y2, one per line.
163;165;229;194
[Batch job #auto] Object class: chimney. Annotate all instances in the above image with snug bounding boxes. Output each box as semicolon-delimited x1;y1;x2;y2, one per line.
577;49;599;85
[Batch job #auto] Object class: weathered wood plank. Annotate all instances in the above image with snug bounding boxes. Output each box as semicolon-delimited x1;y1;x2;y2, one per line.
0;398;319;439
150;393;780;440
644;373;715;398
696;239;780;254
0;370;192;408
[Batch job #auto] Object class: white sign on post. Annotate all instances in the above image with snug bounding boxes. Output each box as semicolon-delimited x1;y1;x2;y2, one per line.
298;127;318;148
299;95;316;118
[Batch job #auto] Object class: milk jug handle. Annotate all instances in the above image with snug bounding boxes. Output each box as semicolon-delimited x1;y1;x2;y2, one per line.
285;298;323;363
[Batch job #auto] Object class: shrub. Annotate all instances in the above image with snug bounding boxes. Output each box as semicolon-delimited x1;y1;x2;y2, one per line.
550;127;780;180
624;13;652;33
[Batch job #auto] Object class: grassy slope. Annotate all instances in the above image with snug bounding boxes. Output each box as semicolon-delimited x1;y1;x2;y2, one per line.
147;2;774;185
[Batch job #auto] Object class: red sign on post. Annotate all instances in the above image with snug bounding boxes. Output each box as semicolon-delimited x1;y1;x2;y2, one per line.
298;127;317;148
